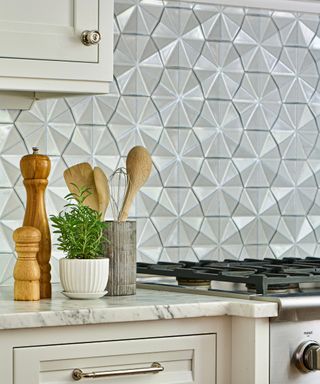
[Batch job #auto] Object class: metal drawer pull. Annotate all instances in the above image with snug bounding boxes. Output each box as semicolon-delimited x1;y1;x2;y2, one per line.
81;30;101;46
72;362;164;380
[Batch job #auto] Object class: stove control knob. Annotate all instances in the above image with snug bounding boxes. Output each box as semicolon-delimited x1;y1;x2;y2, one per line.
294;341;320;372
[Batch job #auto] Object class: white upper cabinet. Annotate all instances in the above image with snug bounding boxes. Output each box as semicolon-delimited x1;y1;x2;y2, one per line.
0;0;113;104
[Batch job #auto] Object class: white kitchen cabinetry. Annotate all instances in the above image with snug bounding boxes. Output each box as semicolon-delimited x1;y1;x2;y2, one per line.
14;334;216;383
0;0;113;108
2;318;230;384
0;316;270;384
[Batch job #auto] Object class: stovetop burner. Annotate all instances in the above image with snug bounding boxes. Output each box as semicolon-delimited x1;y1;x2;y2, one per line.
137;257;320;295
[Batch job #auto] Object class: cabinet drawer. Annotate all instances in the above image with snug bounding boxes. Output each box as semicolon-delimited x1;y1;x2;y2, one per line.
14;334;216;384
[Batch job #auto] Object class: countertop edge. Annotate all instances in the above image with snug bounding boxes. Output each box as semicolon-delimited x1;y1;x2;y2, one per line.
0;295;278;330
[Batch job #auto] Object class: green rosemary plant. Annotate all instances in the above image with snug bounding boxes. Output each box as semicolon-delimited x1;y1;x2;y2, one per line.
50;184;108;259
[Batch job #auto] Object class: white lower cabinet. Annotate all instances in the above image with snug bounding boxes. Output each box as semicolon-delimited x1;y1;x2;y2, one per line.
14;334;216;384
2;316;270;384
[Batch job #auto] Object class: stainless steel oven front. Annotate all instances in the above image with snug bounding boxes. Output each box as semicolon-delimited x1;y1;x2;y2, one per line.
270;296;320;384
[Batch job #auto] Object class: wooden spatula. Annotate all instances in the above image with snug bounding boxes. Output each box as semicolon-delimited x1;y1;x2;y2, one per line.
118;146;152;222
93;167;110;220
63;162;99;212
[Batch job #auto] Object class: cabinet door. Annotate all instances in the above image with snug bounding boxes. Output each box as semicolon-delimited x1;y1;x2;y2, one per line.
0;0;113;94
0;0;99;62
14;334;216;383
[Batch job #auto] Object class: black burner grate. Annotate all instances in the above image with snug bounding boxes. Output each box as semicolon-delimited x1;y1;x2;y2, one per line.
137;257;320;294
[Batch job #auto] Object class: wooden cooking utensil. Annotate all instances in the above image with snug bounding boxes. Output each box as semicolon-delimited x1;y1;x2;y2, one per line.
63;162;99;212
13;226;41;301
118;146;152;222
93;167;110;219
20;147;52;299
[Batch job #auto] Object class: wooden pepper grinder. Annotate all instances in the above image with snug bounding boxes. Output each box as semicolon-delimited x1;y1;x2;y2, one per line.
20;147;51;299
13;226;41;301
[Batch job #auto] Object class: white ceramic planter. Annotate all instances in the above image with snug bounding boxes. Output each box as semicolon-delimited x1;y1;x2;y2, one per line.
59;258;109;295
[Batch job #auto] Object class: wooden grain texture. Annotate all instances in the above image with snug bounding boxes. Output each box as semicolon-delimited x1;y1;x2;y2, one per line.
64;162;99;212
119;146;152;222
13;226;41;301
103;221;136;296
93;166;110;220
20;152;52;299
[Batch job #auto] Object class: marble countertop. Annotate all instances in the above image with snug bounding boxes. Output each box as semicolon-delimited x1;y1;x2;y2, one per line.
0;285;278;330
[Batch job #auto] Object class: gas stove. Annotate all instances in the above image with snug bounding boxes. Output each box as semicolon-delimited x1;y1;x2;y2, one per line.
137;257;320;384
137;257;320;296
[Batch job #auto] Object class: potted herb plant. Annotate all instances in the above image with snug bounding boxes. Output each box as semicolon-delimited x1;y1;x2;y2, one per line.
50;185;109;299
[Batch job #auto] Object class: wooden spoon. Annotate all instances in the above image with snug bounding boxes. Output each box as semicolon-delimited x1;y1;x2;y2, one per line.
63;162;99;212
118;146;152;222
93;166;110;220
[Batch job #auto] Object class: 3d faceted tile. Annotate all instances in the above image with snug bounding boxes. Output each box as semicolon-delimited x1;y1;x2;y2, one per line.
240;245;275;260
152;69;204;128
114;19;120;49
272;160;317;215
193;218;242;260
16;99;75;156
307;191;320;241
270;216;316;258
50;253;61;283
309;25;320;62
245;8;273;16
0;110;19;123
66;80;120;125
108;96;163;154
233;131;280;187
194;41;243;99
62;125;93;166
0;189;24;254
308;158;320;188
152;7;204;68
193;159;242;216
272;104;318;160
92;126;121;176
152;128;203;187
309;87;320;117
136;218;162;263
163;1;193;9
233;73;281;131
115;0;163;35
272;47;318;103
46;157;69;216
308;126;320;186
233;189;280;244
193;5;244;41
0;253;16;285
159;247;198;263
234;15;281;72
273;12;318;47
152;188;203;247
135;186;162;217
314;245;320;258
0;124;27;187
193;101;242;158
114;35;163;96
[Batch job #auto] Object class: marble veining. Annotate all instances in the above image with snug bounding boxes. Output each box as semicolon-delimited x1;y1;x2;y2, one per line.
0;284;278;330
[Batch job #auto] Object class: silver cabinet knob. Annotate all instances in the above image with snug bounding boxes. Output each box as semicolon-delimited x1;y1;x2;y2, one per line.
81;30;101;46
294;341;320;372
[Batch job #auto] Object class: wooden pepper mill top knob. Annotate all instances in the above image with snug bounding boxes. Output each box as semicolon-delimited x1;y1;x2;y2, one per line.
13;226;41;245
20;147;51;180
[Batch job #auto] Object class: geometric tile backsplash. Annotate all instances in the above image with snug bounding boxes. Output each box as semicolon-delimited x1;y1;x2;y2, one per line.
1;0;320;284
